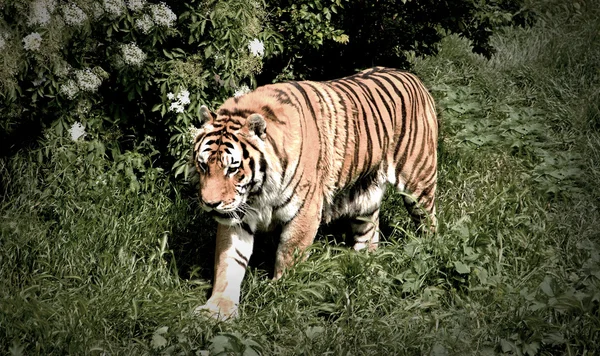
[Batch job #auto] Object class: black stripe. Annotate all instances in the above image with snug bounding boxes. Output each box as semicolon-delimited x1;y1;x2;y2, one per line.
240;141;250;159
223;141;235;149
262;105;286;125
218;108;255;118
274;169;305;210
352;224;375;236
368;77;395;140
233;258;247;268
353;79;384;151
290;82;321;172
278;84;307;190
399;76;421;169
240;222;254;235
235;248;250;264
339;79;373;182
332;81;368;183
373;72;406;133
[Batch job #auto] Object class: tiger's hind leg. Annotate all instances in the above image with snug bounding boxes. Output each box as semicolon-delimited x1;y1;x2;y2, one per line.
400;182;437;233
351;208;381;251
346;181;386;251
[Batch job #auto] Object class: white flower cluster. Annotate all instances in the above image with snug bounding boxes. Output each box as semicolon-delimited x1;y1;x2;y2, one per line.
150;2;176;28
135;14;153;34
126;0;146;12
23;32;42;51
121;42;146;67
234;84;251;98
62;3;87;26
188;126;202;143
60;80;79;99
69;122;87;141
54;60;71;77
75;69;102;92
248;38;264;57
103;0;125;17
91;2;104;18
167;89;190;113
28;0;56;26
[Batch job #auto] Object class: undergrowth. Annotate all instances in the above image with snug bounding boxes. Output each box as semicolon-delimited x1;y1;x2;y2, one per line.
1;1;599;354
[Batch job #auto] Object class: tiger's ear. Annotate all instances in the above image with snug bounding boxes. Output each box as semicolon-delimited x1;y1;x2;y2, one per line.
199;105;214;123
247;113;267;139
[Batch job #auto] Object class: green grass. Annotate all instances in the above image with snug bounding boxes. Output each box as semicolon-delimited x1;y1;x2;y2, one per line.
2;2;600;354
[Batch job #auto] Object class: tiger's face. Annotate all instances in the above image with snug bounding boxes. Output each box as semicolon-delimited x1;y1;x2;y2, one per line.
193;106;267;225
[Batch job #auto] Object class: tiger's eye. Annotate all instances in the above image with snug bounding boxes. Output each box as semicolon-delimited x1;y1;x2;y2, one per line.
227;167;238;175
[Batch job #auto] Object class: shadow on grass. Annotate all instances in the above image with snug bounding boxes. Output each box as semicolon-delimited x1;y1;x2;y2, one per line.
169;188;412;293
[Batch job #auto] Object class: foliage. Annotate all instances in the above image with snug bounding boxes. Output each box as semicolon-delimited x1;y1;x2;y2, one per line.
0;0;282;177
261;0;533;80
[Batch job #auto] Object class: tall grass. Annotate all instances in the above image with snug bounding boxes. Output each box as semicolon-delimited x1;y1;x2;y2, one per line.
1;1;599;354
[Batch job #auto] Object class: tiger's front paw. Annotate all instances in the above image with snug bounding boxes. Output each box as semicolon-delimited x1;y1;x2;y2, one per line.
193;296;238;320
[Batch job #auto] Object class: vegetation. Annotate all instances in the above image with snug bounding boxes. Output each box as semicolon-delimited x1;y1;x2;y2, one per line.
1;0;599;354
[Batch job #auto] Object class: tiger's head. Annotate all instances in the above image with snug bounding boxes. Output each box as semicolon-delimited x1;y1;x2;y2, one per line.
193;105;268;225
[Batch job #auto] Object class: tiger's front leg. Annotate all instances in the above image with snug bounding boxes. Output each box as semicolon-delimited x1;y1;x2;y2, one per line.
274;195;323;280
195;223;253;320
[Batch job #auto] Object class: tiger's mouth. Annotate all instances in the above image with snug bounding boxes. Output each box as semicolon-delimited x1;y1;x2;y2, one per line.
209;208;246;226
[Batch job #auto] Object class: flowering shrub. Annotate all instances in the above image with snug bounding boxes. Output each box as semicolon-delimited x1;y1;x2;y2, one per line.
0;0;282;179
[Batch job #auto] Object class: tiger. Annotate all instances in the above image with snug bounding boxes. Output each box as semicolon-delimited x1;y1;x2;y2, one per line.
192;66;438;319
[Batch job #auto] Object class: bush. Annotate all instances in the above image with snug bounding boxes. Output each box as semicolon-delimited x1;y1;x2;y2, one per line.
0;0;282;177
261;0;533;81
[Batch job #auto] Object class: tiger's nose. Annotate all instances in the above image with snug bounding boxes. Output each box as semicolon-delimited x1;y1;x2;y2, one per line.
204;200;221;209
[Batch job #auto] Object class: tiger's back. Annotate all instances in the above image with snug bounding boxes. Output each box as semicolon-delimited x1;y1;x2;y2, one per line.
193;67;437;319
225;67;438;229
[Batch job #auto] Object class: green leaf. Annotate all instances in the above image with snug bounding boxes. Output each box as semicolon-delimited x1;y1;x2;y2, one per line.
500;339;516;353
453;261;471;274
242;348;260;356
151;327;169;350
305;326;325;339
540;276;554;297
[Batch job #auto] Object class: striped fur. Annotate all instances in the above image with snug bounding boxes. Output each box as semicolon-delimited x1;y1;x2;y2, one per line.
193;67;438;319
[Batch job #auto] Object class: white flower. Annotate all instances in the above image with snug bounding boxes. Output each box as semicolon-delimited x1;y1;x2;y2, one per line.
167;88;191;113
54;60;71;77
135;14;153;34
69;122;86;141
28;0;56;26
76;99;92;117
23;32;42;51
121;42;146;67
60;79;79;99
103;0;125;17
126;0;146;12
189;126;202;143
91;2;105;18
150;3;176;27
234;84;251;98
248;38;264;57
62;3;87;26
169;102;184;113
177;90;190;105
75;69;102;92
